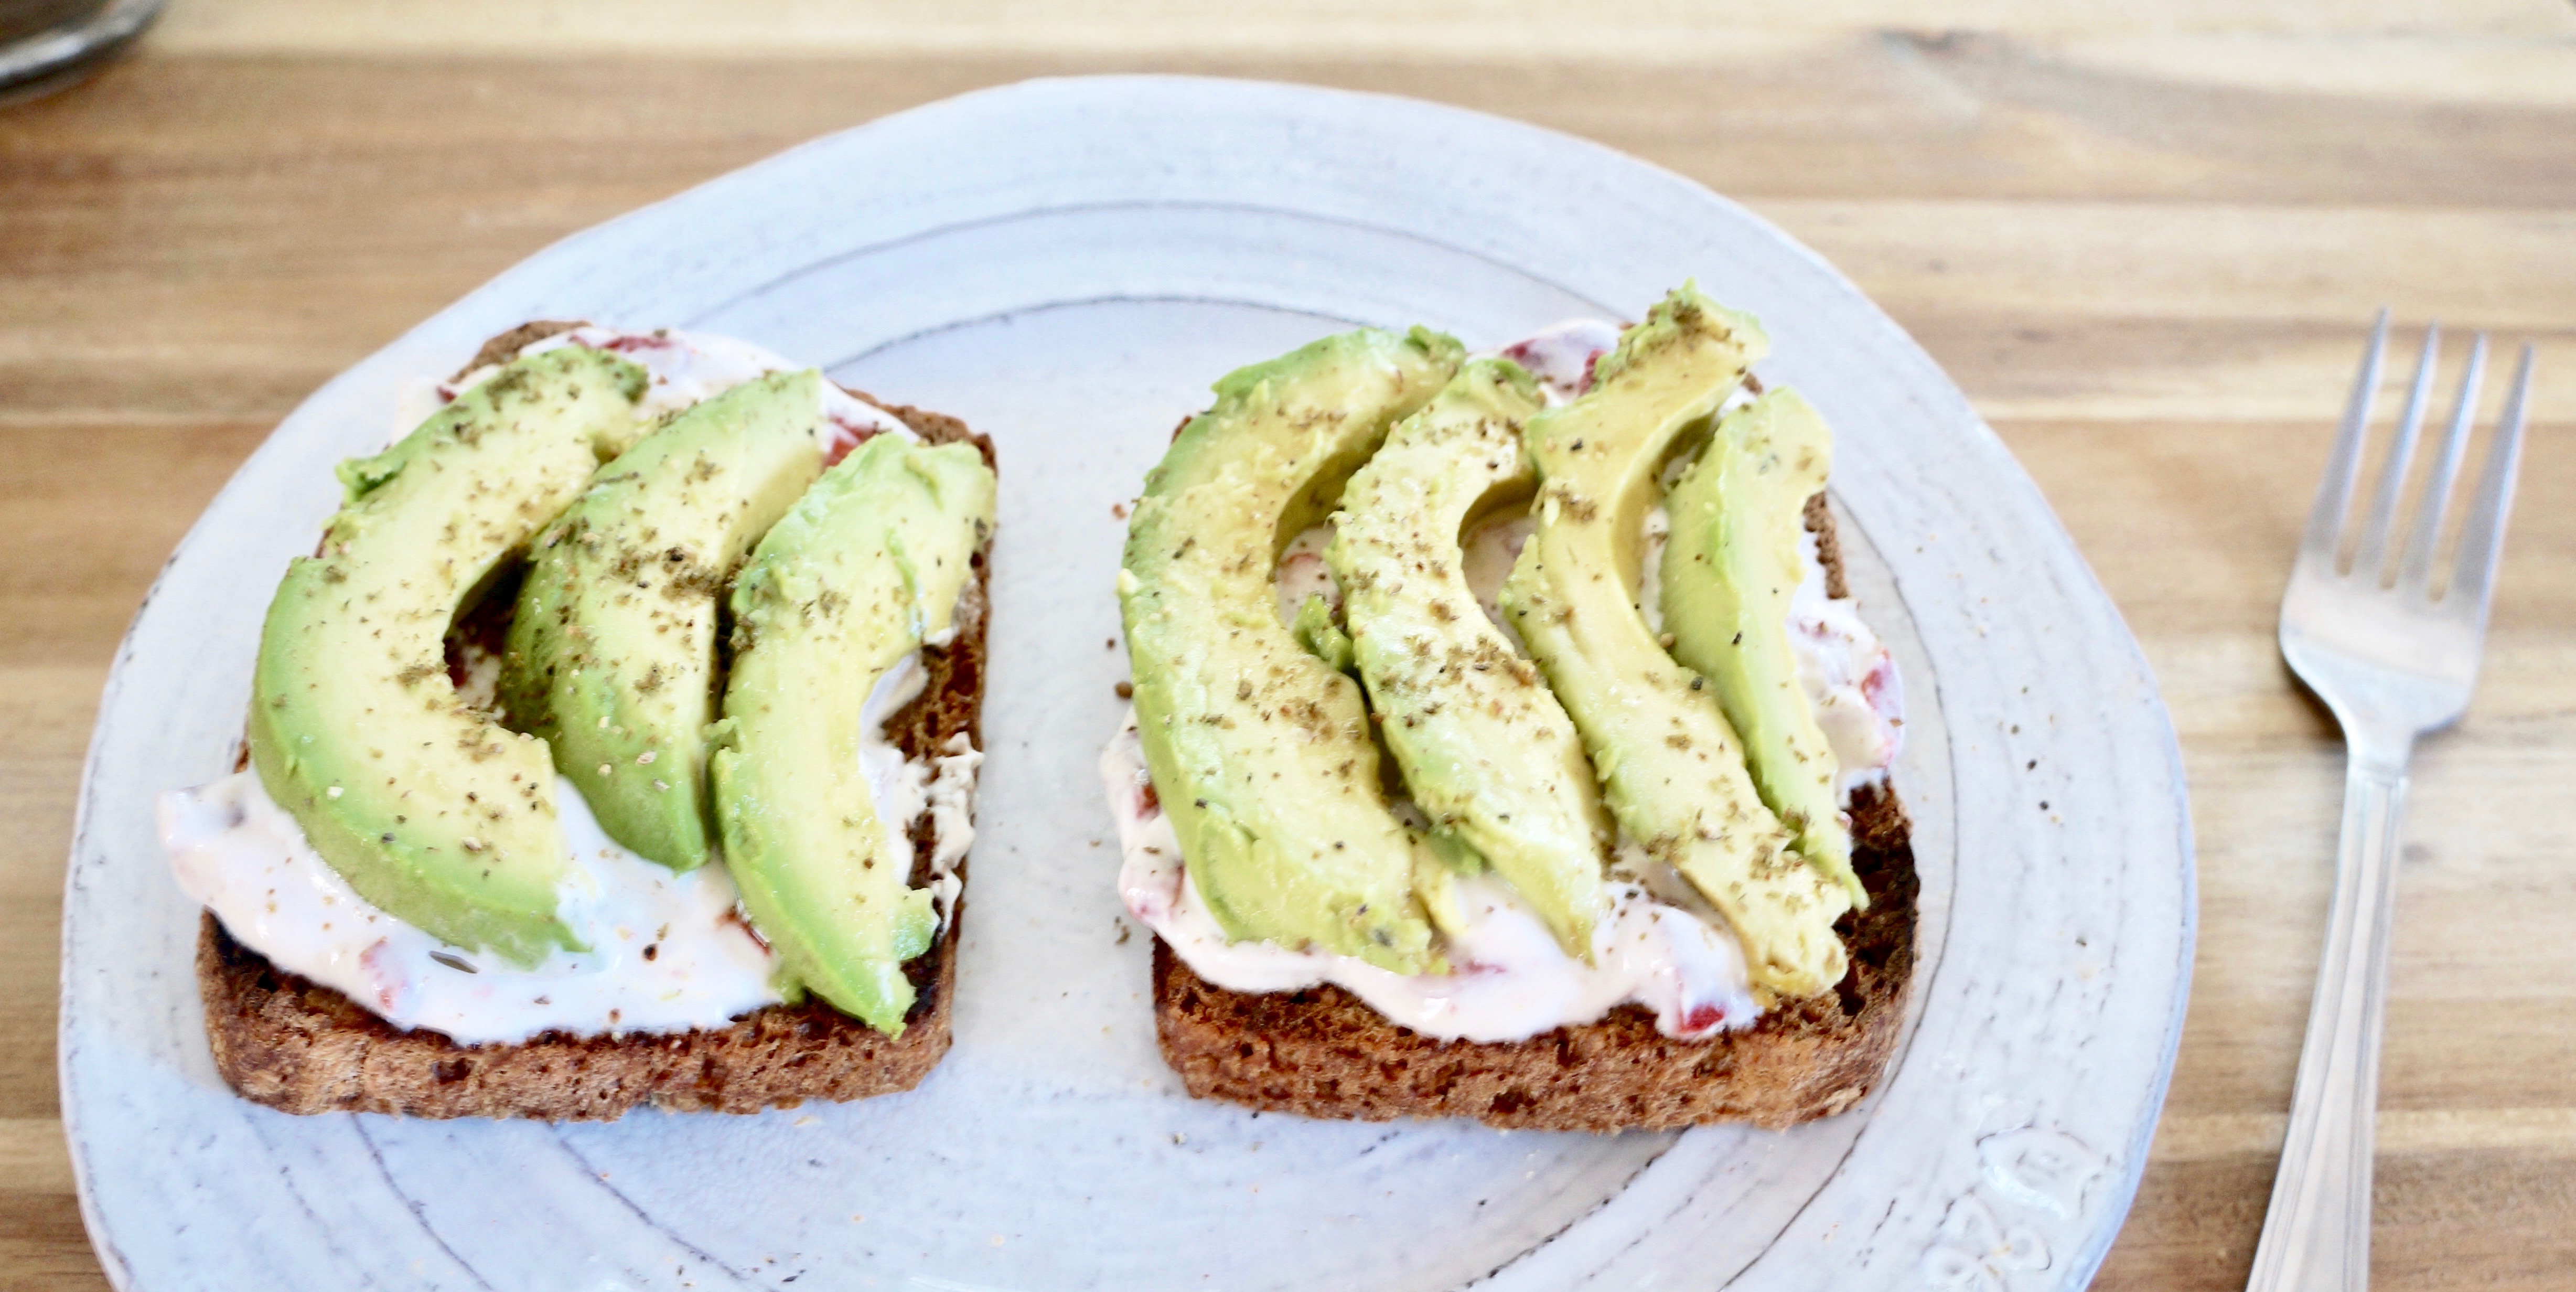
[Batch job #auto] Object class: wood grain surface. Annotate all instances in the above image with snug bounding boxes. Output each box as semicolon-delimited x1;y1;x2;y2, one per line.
4;3;2571;1288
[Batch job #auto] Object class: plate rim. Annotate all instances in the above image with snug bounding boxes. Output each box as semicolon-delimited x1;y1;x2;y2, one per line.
60;72;2196;1292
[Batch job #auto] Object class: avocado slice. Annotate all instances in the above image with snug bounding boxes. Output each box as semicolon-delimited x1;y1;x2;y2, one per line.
709;433;996;1033
1119;327;1462;974
249;347;649;965
1662;388;1863;905
1326;358;1613;960
1499;285;1852;1000
1289;593;1356;674
501;369;829;871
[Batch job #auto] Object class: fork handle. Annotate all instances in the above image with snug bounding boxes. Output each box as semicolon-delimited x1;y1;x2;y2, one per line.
2246;745;2412;1292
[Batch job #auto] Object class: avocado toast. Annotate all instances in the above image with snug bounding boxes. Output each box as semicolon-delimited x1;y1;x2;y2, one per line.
164;323;998;1120
1107;289;1916;1131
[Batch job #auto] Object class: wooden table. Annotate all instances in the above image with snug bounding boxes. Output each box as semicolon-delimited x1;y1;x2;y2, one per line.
4;3;2570;1287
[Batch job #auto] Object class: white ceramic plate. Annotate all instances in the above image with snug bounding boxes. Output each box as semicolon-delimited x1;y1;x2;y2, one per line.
63;76;2192;1292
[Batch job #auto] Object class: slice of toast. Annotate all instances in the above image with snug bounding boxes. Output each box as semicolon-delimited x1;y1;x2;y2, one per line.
195;334;996;1120
1151;494;1917;1132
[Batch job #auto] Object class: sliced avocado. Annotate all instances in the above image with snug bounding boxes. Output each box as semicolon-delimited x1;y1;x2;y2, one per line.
709;433;996;1033
1290;593;1356;674
1326;358;1612;960
1662;388;1861;905
249;347;649;965
1119;327;1462;974
501;370;829;871
1499;285;1853;1000
1412;848;1474;941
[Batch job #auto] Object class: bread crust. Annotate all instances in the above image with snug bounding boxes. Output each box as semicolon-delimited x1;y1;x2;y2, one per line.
195;343;996;1121
1151;493;1917;1131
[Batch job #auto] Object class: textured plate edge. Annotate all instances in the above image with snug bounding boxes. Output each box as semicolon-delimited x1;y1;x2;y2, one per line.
55;73;2201;1290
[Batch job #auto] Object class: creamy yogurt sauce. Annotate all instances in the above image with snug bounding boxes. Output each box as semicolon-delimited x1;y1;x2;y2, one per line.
855;653;983;930
1104;716;1760;1043
1273;524;1340;624
165;770;782;1045
1789;528;1903;797
922;734;983;924
1635;505;1673;635
1457;512;1536;640
1487;317;1625;405
421;325;913;460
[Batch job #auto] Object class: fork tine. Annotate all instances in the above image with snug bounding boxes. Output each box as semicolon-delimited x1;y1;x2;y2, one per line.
2303;310;2389;569
2449;343;2534;620
2399;333;2486;594
2352;323;2439;579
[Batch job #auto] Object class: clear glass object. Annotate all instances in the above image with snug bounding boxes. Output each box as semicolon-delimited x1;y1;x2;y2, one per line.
0;0;162;100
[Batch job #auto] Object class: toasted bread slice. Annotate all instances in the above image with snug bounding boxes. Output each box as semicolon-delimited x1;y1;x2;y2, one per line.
195;332;995;1120
1151;495;1916;1132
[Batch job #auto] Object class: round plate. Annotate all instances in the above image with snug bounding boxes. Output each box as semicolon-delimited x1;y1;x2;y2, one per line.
63;76;2192;1291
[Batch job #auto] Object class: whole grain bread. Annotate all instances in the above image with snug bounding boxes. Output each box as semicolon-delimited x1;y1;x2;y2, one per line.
1151;493;1916;1132
196;333;996;1120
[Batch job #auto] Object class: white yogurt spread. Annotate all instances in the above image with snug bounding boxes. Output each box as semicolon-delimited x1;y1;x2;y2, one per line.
922;734;984;924
421;325;913;460
855;653;983;930
1457;512;1536;640
165;770;782;1045
1487;317;1625;405
1635;504;1673;635
1788;529;1903;797
1273;524;1340;625
1104;716;1760;1043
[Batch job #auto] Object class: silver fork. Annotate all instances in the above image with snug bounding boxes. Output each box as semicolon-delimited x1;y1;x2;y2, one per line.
2249;314;2534;1291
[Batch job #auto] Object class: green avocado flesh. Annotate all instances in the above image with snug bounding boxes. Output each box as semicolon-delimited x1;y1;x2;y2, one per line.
1662;388;1862;906
1291;593;1356;674
500;369;828;871
709;433;996;1034
1327;359;1612;960
1499;285;1852;1001
1119;326;1463;974
249;347;649;965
